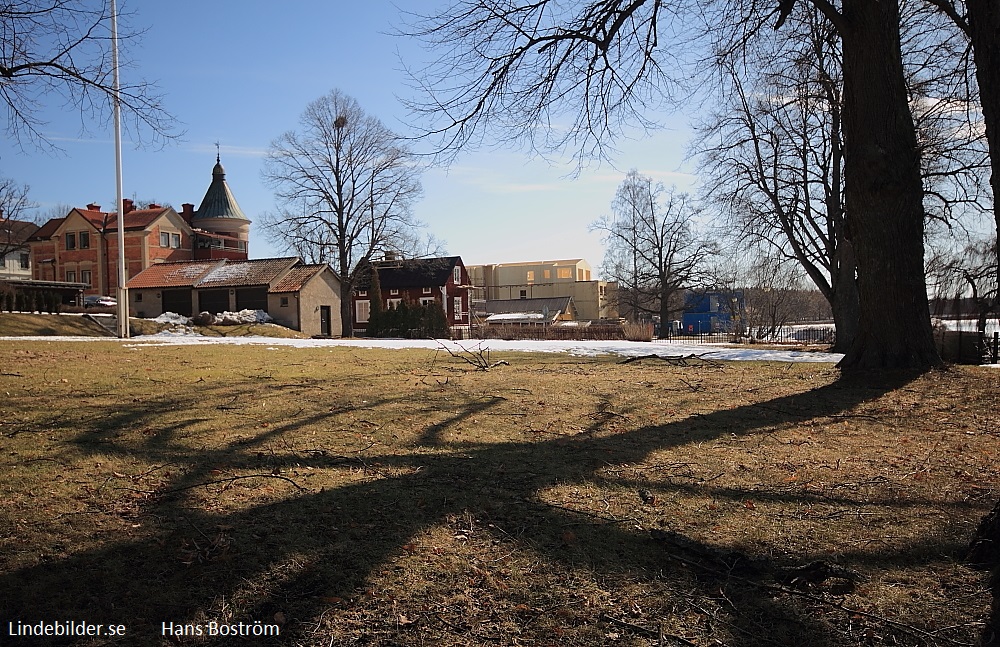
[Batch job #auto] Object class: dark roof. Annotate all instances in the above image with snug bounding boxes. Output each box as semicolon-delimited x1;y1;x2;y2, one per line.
1;220;39;246
356;256;461;290
193;159;249;223
27;218;64;242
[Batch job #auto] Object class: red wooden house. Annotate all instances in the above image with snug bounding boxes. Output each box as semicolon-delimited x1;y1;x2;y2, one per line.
352;256;471;336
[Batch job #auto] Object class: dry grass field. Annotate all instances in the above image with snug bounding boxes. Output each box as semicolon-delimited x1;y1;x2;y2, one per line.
1;339;998;646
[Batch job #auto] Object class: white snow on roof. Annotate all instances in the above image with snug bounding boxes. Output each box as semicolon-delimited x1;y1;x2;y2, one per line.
200;263;253;283
486;312;545;321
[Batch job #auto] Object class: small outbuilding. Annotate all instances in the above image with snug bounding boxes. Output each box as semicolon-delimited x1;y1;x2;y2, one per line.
126;257;342;336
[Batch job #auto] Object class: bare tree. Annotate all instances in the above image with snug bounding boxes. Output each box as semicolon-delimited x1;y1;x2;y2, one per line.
262;89;425;337
401;0;687;165
1;0;174;147
592;170;715;328
922;0;1000;326
0;176;36;261
405;0;946;370
696;9;858;353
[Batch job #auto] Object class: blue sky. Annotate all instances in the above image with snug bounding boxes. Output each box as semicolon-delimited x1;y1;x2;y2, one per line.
0;0;697;275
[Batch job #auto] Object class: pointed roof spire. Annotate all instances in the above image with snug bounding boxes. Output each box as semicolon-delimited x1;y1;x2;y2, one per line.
193;154;249;222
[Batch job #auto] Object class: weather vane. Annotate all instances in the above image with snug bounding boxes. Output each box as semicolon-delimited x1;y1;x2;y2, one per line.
214;141;221;163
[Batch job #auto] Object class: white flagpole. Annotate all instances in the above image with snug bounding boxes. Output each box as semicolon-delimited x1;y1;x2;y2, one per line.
111;0;129;337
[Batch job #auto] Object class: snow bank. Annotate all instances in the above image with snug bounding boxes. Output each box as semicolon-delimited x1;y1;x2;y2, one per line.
153;312;191;325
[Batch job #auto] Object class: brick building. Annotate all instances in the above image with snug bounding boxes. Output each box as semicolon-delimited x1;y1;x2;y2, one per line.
26;157;251;296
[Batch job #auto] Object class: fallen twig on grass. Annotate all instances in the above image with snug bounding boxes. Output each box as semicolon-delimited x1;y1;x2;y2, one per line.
649;529;967;646
129;473;308;496
438;341;510;371
599;613;697;646
619;353;724;367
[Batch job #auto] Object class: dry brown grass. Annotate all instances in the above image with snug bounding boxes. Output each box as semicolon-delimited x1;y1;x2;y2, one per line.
0;340;998;646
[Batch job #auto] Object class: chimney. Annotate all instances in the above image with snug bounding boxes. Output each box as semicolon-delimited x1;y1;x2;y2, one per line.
181;203;195;224
122;198;135;214
86;203;101;212
147;203;161;210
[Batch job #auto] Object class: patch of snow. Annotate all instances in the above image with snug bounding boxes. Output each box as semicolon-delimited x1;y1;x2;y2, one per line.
200;263;253;283
215;310;272;324
486;312;544;321
153;312;192;325
110;336;845;363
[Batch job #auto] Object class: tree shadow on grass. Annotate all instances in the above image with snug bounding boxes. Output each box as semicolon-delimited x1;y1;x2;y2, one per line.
1;368;973;645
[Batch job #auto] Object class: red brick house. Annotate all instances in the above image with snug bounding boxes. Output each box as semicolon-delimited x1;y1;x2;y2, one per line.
26;157;251;296
352;256;471;336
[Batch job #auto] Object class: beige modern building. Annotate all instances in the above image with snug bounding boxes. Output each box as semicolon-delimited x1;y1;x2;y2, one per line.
466;259;618;321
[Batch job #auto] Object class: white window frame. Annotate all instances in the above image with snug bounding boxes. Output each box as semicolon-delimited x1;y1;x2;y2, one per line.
453;265;462;284
389;289;399;295
356;300;370;323
387;298;402;309
422;287;432;294
171;233;181;248
80;270;92;287
419;297;435;306
453;296;462;321
160;232;170;247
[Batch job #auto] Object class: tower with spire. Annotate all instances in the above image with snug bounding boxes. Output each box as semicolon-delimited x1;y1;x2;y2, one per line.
187;154;252;260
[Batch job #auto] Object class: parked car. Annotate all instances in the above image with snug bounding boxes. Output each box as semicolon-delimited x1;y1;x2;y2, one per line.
84;295;117;308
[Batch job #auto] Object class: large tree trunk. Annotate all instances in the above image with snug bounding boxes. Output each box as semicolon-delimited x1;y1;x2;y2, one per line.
340;282;354;338
830;241;860;354
965;0;1000;307
835;0;942;370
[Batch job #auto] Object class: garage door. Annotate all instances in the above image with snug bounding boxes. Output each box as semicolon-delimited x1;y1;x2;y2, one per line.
198;289;229;314
235;287;268;312
161;289;192;316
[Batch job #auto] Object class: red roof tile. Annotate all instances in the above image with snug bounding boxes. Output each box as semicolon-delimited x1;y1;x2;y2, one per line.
195;257;298;288
27;218;64;241
125;260;222;289
269;264;327;293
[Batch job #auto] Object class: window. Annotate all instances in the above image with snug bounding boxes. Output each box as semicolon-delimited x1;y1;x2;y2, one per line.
557;268;572;279
390;289;399;295
453;296;462;321
357;290;368;297
578;269;584;281
171;233;181;248
453;265;462;284
519;290;527;299
280;296;289;307
160;232;170;247
422;287;432;294
79;231;90;249
19;253;29;269
544;269;551;279
66;270;76;282
356;300;370;323
65;233;76;250
419;297;435;306
585;270;591;281
387;298;402;309
80;270;92;287
526;271;534;283
135;292;143;302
